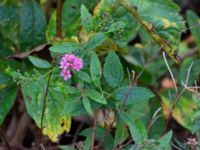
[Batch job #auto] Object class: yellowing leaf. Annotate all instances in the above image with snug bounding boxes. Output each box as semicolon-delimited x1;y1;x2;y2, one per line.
42;114;71;142
22;78;72;142
161;95;199;131
161;18;177;29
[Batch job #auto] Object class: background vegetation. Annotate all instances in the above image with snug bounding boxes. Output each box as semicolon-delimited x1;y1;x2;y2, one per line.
0;0;200;149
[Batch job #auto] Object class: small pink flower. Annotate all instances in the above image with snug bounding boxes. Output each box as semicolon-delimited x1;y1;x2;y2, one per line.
61;69;72;80
60;54;83;80
187;137;198;146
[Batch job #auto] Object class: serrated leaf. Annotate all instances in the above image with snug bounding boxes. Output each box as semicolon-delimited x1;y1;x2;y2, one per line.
28;56;51;68
86;89;107;104
93;0;140;45
86;32;107;51
82;97;93;115
90;52;101;87
0;85;17;125
22;78;71;142
103;51;124;88
81;4;93;32
114;86;154;105
49;43;80;54
186;10;200;52
19;0;46;51
119;0;185;63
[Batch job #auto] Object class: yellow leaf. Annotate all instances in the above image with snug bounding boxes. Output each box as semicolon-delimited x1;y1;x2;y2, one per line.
42;114;71;142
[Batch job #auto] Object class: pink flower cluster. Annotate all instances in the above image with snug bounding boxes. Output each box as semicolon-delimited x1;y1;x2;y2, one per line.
60;54;83;80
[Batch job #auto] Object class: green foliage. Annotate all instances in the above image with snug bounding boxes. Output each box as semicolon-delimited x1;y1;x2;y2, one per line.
114;86;154;105
80;126;114;150
103;51;124;88
179;57;200;85
82;96;93;115
1;0;200;149
119;0;185;63
90;52;101;88
81;5;93;32
49;42;81;54
86;89;107;104
19;0;46;51
0;85;17;125
156;130;172;149
28;56;51;69
85;32;107;51
21;75;71;142
187;11;200;52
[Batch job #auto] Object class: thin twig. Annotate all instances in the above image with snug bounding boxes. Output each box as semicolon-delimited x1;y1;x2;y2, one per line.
171;141;183;150
91;111;97;150
163;61;194;132
185;62;194;85
147;107;162;131
56;0;63;37
118;139;134;149
162;52;178;93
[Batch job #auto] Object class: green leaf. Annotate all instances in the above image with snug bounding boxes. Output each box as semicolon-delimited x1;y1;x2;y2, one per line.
77;71;91;83
0;85;17;125
45;11;56;42
22;78;71;142
119;111;135;125
80;126;114;150
84;134;92;150
157;130;172;149
90;52;101;87
86;32;107;51
49;43;80;54
135;120;148;141
0;5;19;24
114;86;154;105
59;145;76;150
119;111;142;144
0;73;12;84
19;0;46;51
179;57;200;85
187;11;200;52
114;124;129;146
81;4;93;32
28;56;51;69
82;97;93;115
108;21;126;33
103;51;124;88
86;89;107;104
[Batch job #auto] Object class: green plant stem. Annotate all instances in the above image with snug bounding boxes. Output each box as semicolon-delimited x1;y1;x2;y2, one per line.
39;0;63;146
